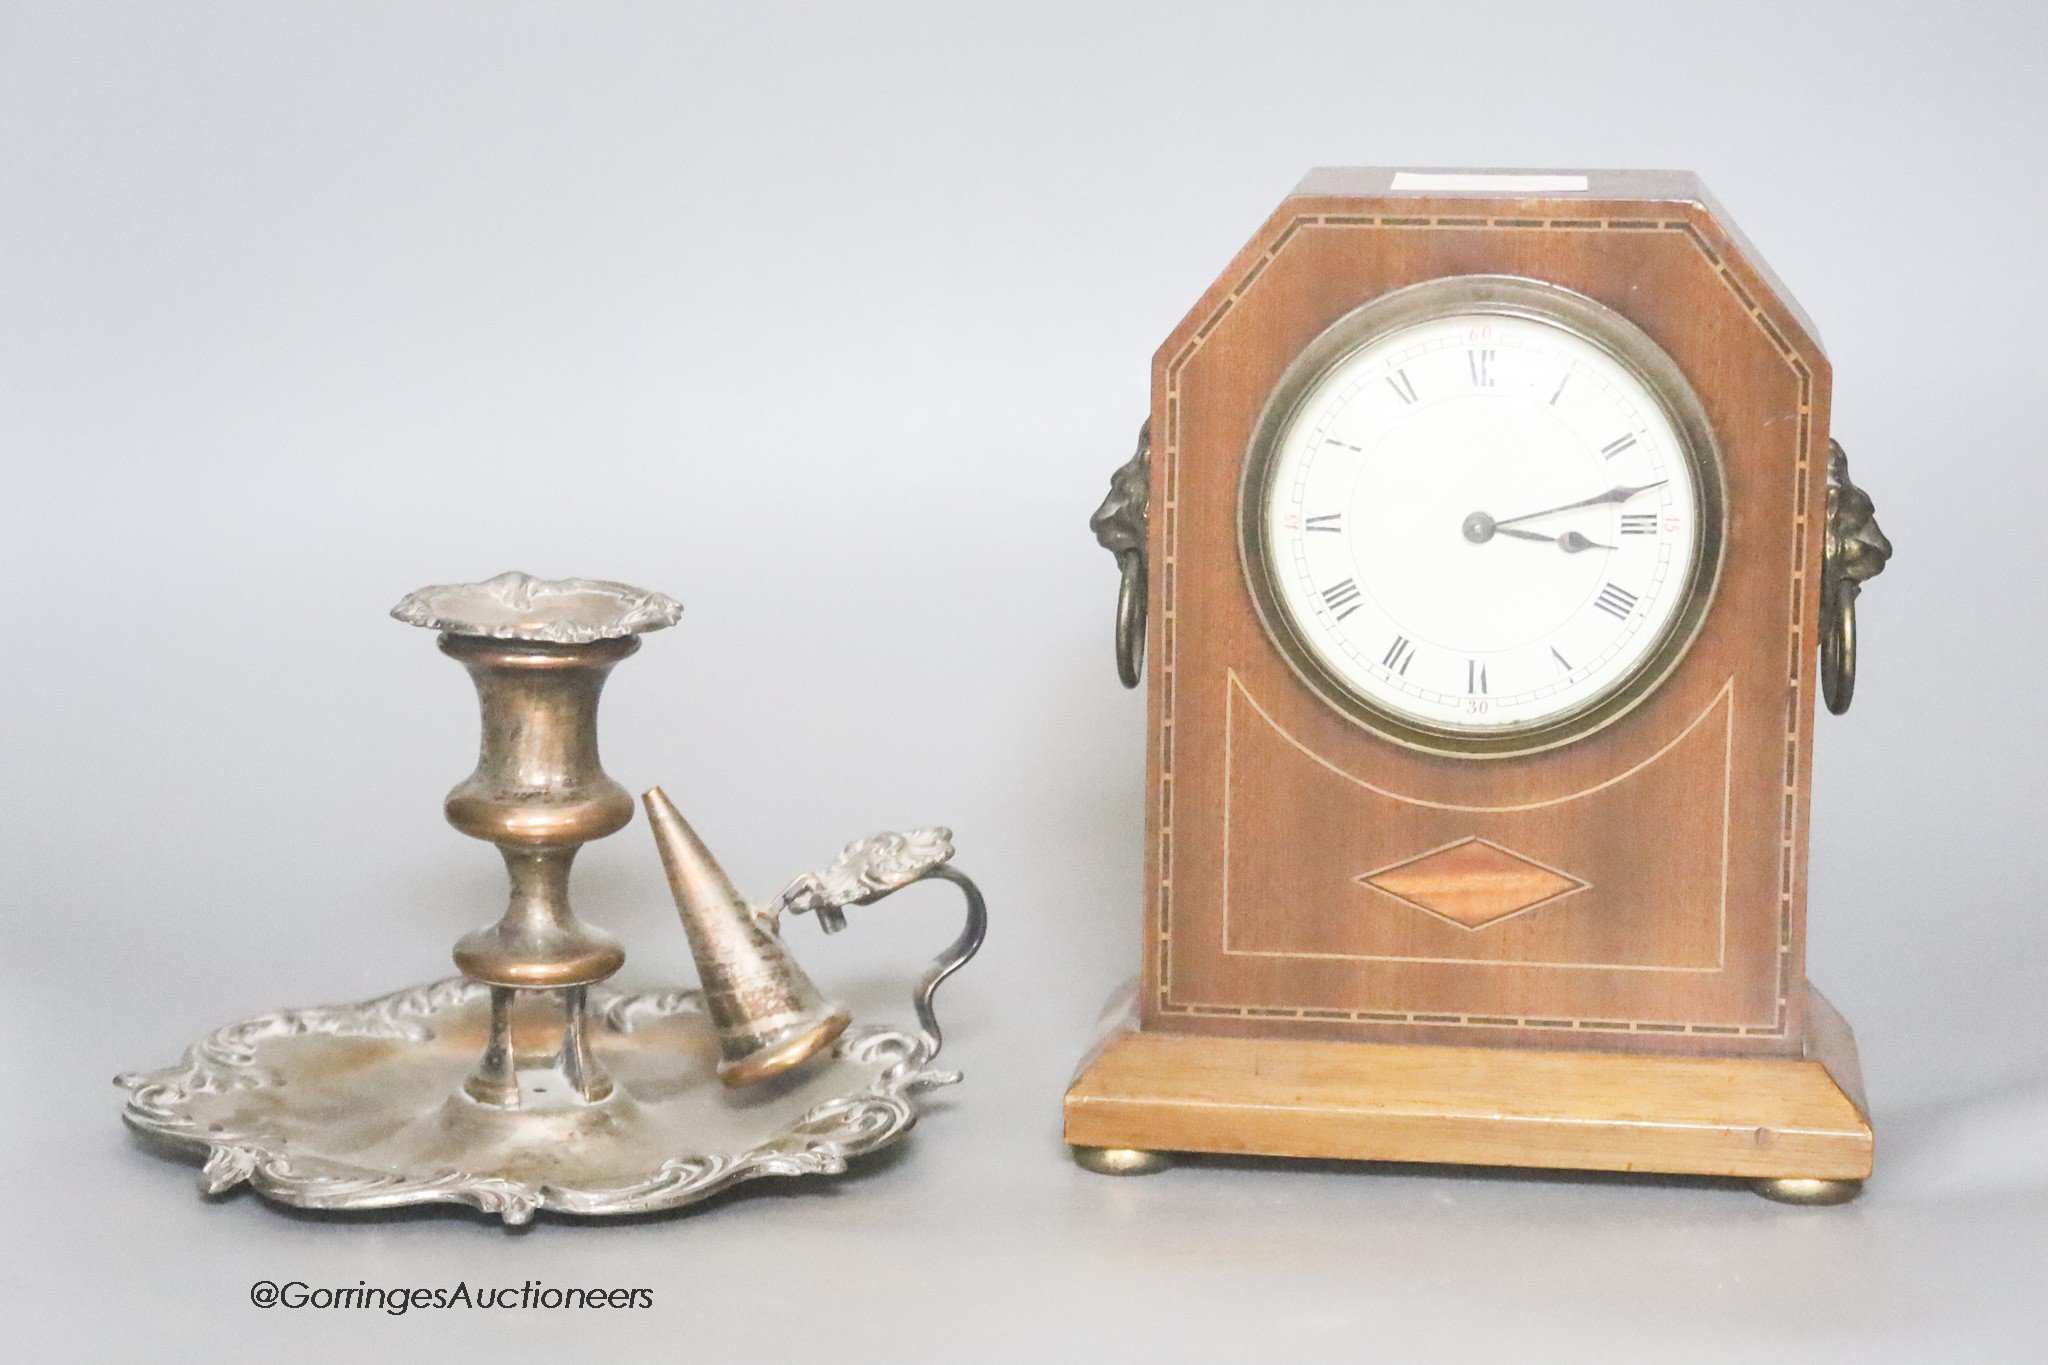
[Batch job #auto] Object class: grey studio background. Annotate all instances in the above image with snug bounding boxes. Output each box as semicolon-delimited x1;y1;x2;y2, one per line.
3;2;2043;1360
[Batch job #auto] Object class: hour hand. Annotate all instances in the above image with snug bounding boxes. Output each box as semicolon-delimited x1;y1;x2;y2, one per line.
1557;531;1614;553
1486;524;1615;553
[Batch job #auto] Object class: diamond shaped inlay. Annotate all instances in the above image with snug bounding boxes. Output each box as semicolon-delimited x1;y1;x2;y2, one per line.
1357;837;1588;930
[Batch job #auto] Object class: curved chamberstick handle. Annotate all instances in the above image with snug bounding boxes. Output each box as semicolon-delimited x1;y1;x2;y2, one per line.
899;865;987;1058
773;829;987;1062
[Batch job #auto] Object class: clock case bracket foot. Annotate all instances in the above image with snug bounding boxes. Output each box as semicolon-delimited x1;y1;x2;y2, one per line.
1062;981;1872;1190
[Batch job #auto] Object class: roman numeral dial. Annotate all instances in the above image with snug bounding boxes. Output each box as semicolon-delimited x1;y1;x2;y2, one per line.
1257;297;1705;740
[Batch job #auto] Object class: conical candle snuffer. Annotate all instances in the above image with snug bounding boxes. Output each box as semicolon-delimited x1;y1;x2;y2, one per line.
643;787;852;1086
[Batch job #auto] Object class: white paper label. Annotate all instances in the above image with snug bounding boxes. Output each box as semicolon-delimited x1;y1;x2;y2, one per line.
1390;172;1590;193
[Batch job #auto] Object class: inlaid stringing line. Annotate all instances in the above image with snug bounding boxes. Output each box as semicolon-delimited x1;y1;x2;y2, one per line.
1674;214;1815;1031
1155;212;1811;1037
1219;671;1731;972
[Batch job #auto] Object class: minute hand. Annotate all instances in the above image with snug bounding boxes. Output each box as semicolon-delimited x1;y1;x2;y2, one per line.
1494;481;1667;528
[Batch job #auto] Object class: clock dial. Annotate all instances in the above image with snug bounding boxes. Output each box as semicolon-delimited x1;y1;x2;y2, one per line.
1245;283;1718;748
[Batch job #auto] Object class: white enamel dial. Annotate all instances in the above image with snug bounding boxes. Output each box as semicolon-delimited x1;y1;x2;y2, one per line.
1258;308;1702;735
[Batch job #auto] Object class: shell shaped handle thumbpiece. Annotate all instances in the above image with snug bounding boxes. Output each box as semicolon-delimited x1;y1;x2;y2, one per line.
772;830;988;1063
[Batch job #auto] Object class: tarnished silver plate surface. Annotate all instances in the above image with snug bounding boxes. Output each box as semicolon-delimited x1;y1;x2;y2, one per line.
116;978;956;1225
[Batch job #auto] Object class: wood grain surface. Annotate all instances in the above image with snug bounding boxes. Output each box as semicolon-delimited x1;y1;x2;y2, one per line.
1140;169;1829;1057
1067;984;1872;1179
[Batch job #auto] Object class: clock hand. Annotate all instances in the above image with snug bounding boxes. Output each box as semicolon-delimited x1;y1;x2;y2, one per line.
1493;480;1668;529
1557;530;1615;553
1470;520;1615;552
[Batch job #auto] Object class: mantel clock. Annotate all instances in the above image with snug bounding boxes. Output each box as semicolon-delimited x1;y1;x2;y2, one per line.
1067;169;1892;1201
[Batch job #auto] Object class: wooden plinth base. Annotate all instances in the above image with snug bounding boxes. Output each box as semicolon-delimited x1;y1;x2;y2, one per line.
1063;988;1872;1183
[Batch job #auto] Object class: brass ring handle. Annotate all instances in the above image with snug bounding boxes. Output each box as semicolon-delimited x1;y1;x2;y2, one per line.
1819;440;1891;717
1821;580;1858;716
1091;421;1152;689
1112;550;1147;689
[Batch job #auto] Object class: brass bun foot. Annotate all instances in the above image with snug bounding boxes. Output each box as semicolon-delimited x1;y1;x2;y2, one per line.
1071;1145;1175;1176
1753;1177;1864;1205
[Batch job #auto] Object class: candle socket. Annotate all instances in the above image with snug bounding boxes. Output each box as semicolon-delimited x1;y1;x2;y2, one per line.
392;572;683;1108
440;632;635;993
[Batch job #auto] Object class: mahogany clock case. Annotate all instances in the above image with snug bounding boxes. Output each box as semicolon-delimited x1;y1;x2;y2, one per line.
1132;170;1837;1061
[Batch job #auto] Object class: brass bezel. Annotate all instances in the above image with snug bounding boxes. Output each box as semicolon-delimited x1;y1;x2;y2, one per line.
1237;275;1727;760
